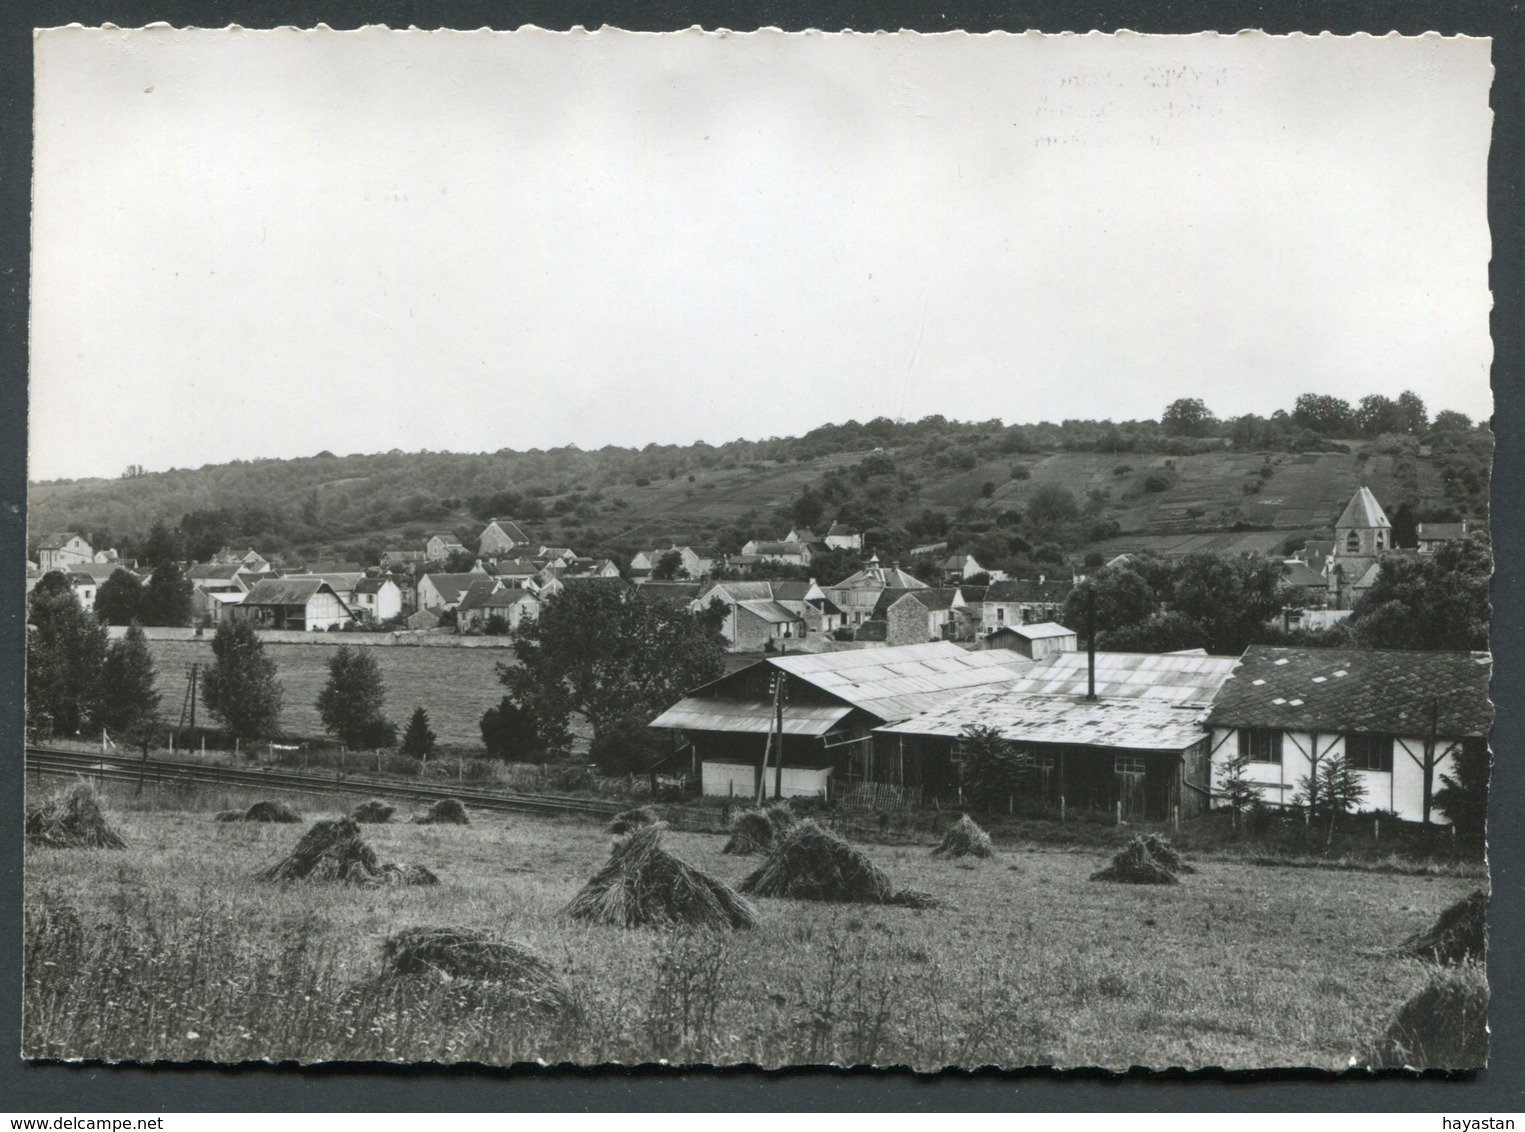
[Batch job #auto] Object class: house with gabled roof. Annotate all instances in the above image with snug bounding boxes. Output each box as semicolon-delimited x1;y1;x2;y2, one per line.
1416;520;1470;554
478;518;532;558
870;587;971;645
648;642;1038;800
740;539;813;566
425;533;469;561
380;549;429;570
825;555;928;627
824;521;862;551
1204;645;1492;823
418;571;496;612
351;576;402;623
234;577;353;631
457;585;539;633
976;578;1074;635
36;532;94;573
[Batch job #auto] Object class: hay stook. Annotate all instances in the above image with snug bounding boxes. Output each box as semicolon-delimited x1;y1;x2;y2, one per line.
257;817;437;886
607;805;659;835
566;823;757;930
1366;965;1489;1069
412;797;470;825
1090;835;1187;885
741;819;939;907
25;781;128;850
721;809;775;855
1401;890;1487;965
213;800;302;824
352;799;397;824
380;926;572;1013
932;814;993;859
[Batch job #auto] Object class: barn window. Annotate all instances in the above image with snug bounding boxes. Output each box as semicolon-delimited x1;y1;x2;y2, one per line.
1115;755;1146;776
1345;734;1393;772
1239;728;1282;764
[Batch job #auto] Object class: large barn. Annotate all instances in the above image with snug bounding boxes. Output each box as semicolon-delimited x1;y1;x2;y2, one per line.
647;642;1037;801
876;651;1240;820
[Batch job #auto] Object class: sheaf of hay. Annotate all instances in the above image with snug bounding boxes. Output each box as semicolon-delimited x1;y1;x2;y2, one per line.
352;799;398;824
257;817;436;886
740;819;939;907
1400;890;1487;966
1090;836;1180;885
565;823;757;930
607;805;659;835
213;799;302;824
412;797;470;825
1366;965;1489;1069
932;814;993;860
379;926;572;1014
25;781;128;850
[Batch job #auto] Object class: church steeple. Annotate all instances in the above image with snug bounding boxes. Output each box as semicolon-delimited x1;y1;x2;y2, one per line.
1334;486;1391;556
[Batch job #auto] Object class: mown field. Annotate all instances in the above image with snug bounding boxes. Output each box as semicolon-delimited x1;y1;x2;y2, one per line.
22;779;1479;1070
146;639;512;747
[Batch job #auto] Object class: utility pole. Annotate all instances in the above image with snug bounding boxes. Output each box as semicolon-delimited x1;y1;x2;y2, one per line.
774;676;787;801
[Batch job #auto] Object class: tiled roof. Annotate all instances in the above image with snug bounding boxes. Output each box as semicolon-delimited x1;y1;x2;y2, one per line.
637;582;703;607
37;531;82;550
1283;562;1326;588
872;587;959;618
1417;523;1468;542
1206;646;1492;738
459;585;537;612
1336;486;1391;530
703;581;778;603
422;573;491;604
750;541;808;556
483;519;530;543
737;599;804;624
187;563;245;582
354;577;394;594
304;560;361;574
983;579;1074;603
242;577;340;606
827;522;855;536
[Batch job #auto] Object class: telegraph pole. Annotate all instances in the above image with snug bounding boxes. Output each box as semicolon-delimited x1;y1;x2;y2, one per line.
774;676;787;801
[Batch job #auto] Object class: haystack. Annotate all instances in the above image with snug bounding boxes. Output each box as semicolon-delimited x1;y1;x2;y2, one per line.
352;799;397;823
607;805;658;835
1367;965;1489;1069
1401;890;1487;965
1140;833;1195;874
565;823;757;929
257;817;436;886
413;797;470;825
740;819;937;906
1090;836;1179;885
723;802;798;854
25;781;127;850
214;800;301;824
932;814;993;859
381;926;572;1012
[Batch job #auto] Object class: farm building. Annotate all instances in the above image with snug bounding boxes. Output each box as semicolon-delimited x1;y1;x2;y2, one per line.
648;642;1037;801
739;539;814;566
233;577;353;631
478;518;532;558
980;621;1078;659
1204;646;1492;823
876;650;1239;819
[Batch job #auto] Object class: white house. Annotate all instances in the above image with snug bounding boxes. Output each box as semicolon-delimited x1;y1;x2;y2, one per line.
457;586;540;633
37;532;94;573
351;577;403;623
1204;645;1492;824
824;521;863;551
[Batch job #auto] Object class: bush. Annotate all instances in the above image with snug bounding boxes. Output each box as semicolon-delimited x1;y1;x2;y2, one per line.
1142;469;1175;493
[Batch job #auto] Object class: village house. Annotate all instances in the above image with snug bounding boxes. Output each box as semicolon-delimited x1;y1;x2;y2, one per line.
478;518;532;558
187;562;250;623
537;546;578;567
976;577;1075;635
305;572;366;610
824;521;863;551
425;533;469;561
380;549;429;570
456;586;540;633
36;532;94;573
739;539;814;567
783;527;819;545
869;587;972;645
824;555;928;627
636;581;705;610
234;577;353;631
302;559;362;575
350;576;403;623
214;547;271;573
630;544;718;582
877;651;1238;818
689;581;806;650
648;641;1039;800
1416;520;1470;554
941;552;999;583
770;579;847;635
417;571;495;612
1204;645;1491;824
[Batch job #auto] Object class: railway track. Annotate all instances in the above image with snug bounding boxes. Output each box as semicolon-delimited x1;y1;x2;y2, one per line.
23;745;671;824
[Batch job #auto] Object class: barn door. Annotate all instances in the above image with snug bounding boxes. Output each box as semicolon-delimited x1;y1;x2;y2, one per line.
1115;755;1147;820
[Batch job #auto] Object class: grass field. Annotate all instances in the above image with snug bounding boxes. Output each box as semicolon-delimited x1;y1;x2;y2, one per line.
146;639;512;747
22;780;1479;1069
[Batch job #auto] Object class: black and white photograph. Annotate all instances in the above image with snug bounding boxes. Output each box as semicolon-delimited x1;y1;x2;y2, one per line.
22;25;1495;1073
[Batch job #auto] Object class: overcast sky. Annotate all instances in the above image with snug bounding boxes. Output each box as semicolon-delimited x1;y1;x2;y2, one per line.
30;27;1493;482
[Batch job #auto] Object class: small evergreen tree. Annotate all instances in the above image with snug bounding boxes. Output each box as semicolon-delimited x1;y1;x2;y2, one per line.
1296;754;1366;846
957;724;1033;812
316;644;391;749
480;695;546;762
140;561;193;627
26;581;108;737
100;622;161;753
1434;740;1489;848
203;620;284;743
400;707;437;762
1215;748;1260;830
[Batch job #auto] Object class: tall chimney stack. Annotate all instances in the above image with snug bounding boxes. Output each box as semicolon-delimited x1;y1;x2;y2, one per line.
1086;587;1097;702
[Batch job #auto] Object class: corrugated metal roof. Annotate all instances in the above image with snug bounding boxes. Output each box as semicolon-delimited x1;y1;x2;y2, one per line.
1005;651;1239;706
768;642;1035;721
1011;621;1076;640
877;690;1209;752
650;698;852;736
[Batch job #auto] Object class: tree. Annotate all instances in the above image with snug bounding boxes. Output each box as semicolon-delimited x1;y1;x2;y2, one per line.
1295;754;1366;845
100;622;161;755
500;582;725;757
1396;390;1428;435
1027;484;1080;531
957;724;1033;811
1215;748;1261;831
1431;409;1473;433
139;519;184;568
1292;393;1354;435
316;645;392;749
1433;740;1488;848
140;562;192;627
1063;565;1159;641
1348;536;1490;651
400;706;437;762
26;581;108;737
1169;553;1290;654
202;620;284;743
1354;394;1401;436
94;569;145;626
1389;500;1419;549
790;486;826;529
480;695;547;762
442;548;479;573
589;716;673;776
1161;398;1215;438
650;550;689;581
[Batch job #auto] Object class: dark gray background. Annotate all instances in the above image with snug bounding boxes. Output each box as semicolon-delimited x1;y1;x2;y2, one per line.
1;0;1519;1112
